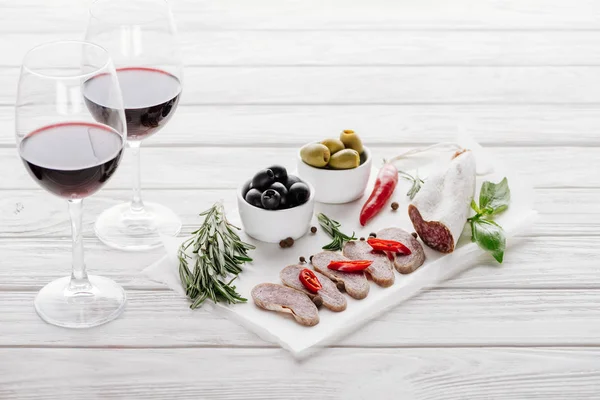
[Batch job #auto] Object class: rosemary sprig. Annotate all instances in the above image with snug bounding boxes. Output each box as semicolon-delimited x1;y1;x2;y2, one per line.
398;170;424;200
318;213;357;251
178;202;255;309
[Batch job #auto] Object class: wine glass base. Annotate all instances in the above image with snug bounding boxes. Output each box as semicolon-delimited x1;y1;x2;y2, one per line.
34;275;126;329
95;201;182;251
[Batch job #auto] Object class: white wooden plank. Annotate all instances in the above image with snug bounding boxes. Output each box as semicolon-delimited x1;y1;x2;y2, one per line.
0;235;596;290
0;146;596;190
7;0;600;32
2;289;600;348
7;66;600;106
6;31;600;67
4;104;600;147
1;347;600;399
0;187;593;239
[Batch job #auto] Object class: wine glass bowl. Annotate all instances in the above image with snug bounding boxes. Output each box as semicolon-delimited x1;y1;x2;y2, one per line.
86;0;183;250
16;40;127;328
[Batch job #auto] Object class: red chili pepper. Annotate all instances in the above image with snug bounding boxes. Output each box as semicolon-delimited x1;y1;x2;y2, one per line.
327;260;373;272
299;269;322;293
367;238;412;255
359;163;399;226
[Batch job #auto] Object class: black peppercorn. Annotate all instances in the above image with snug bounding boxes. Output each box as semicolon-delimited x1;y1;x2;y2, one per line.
299;256;306;263
391;202;399;211
411;232;418;238
310;226;317;234
369;232;376;238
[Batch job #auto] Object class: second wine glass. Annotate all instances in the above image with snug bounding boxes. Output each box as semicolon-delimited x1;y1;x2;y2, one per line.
85;0;183;251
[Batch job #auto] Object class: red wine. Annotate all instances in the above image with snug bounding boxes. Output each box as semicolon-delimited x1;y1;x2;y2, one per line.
20;122;124;199
84;67;182;140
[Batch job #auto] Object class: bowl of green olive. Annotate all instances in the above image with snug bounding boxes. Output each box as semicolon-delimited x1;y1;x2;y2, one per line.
297;130;372;204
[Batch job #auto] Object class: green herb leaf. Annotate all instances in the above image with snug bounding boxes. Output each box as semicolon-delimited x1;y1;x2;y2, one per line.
479;177;510;215
470;199;481;214
318;213;356;251
471;219;506;263
398;170;425;200
178;202;255;309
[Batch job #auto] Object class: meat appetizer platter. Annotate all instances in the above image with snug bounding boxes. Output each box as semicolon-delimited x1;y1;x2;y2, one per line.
145;133;537;358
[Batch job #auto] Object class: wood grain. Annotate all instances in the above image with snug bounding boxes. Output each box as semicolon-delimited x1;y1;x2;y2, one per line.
4;105;600;147
8;0;600;32
2;146;598;190
7;31;600;67
1;347;599;399
7;66;600;106
0;187;595;238
0;235;597;290
1;288;600;347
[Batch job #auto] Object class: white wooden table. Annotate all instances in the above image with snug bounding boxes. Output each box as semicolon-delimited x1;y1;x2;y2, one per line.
2;0;600;398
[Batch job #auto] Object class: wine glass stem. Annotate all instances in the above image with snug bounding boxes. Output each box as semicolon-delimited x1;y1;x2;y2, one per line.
67;199;91;291
129;140;145;213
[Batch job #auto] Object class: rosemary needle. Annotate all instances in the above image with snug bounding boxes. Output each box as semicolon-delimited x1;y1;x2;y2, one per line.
398;170;425;200
318;213;357;252
178;202;255;309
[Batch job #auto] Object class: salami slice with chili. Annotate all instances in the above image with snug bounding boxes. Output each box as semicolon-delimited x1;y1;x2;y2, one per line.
342;240;395;287
408;150;476;253
377;228;425;274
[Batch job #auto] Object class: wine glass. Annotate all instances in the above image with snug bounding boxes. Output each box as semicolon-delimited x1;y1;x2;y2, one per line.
16;41;127;328
85;0;183;251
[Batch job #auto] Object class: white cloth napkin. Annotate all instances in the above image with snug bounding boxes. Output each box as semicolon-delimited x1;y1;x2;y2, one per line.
143;138;537;358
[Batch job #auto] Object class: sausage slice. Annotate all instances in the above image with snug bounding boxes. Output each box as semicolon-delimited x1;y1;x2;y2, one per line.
311;251;370;300
280;264;347;312
377;227;425;274
251;283;319;326
342;240;395;287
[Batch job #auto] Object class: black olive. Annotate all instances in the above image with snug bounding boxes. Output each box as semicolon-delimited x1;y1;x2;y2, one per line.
268;165;288;182
279;195;289;209
245;188;263;208
269;182;288;198
289;182;310;205
283;174;302;190
241;179;253;197
261;189;281;210
252;169;275;191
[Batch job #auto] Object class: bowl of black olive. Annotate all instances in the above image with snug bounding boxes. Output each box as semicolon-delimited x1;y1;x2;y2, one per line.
237;165;315;243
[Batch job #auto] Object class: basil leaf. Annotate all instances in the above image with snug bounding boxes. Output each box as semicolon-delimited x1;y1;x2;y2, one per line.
479;178;510;215
470;199;480;214
471;219;506;263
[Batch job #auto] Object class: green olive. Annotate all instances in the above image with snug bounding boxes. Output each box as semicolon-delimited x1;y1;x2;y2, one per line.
300;143;331;168
339;129;364;154
328;149;360;170
320;138;345;155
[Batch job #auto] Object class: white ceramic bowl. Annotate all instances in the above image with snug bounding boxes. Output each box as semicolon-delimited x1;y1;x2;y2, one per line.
237;181;315;243
297;145;372;204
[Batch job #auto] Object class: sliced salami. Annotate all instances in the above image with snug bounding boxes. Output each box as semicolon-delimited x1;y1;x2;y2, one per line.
342;240;395;287
251;283;319;327
280;264;347;312
376;227;425;274
311;251;370;300
408;150;476;253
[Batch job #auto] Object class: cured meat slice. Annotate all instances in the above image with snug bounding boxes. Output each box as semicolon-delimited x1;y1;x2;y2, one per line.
377;227;425;274
251;283;319;327
280;264;347;312
311;251;370;300
408;150;476;253
342;240;395;287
